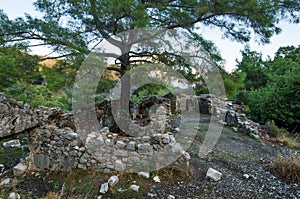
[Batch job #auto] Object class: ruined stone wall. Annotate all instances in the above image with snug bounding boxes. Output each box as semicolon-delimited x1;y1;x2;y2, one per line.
29;125;189;173
0;92;263;173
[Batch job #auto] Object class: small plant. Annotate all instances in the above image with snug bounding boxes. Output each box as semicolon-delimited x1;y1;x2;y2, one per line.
53;182;60;190
270;154;300;184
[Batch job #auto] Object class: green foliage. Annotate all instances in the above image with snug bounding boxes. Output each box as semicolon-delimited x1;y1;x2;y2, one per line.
40;60;77;92
236;47;269;90
5;83;71;110
130;83;171;104
235;45;300;133
0;47;39;90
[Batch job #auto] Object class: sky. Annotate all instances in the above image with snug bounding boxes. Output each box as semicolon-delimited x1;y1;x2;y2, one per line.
1;0;300;72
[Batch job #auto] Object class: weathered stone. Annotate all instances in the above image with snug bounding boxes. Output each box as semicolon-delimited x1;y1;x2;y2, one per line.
0;178;11;187
130;185;140;192
108;175;119;187
13;162;27;175
3;140;21;148
225;111;238;126
138;171;150;179
138;143;153;155
206;168;222;181
96;135;104;145
34;154;50;169
115;160;126;171
167;195;176;199
153;176;161;183
0;164;5;173
8;192;20;199
100;127;109;133
126;141;136;150
114;150;128;157
162;134;170;144
99;182;109;194
116;141;126;149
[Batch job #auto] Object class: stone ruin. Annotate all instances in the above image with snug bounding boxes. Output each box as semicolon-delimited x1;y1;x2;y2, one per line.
0;92;264;174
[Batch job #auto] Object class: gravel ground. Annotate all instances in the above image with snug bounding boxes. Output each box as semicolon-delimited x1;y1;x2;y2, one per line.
147;126;300;198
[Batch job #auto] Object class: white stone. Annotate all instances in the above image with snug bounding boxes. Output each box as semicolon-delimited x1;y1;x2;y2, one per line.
243;174;250;179
8;192;20;199
3;140;21;148
130;185;140;192
168;195;176;199
99;182;109;194
13;162;27;175
0;163;4;173
232;127;238;132
206;168;222;181
147;192;157;198
182;151;190;160
108;175;119;187
153;176;161;183
138;171;150;179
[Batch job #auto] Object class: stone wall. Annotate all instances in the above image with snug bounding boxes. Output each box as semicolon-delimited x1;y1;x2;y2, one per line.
29;125;189;173
0;92;264;173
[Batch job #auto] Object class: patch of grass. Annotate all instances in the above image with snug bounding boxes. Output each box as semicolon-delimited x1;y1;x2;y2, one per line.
270;154;300;184
41;164;192;198
211;151;234;163
276;133;300;148
265;122;300;148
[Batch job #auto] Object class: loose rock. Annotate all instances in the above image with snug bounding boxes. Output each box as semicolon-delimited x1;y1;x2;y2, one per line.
108;175;119;187
130;185;140;192
153;176;161;183
206;168;222;181
13;162;27;175
99;182;109;194
8;192;20;199
138;171;150;179
3;140;21;148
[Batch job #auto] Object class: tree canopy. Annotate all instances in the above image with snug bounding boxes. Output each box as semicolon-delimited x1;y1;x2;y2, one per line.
0;0;299;63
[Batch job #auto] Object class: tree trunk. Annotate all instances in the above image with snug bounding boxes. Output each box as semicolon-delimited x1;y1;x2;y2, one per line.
117;52;131;133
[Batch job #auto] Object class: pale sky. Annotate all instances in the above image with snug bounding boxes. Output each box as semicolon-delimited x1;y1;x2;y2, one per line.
1;0;300;71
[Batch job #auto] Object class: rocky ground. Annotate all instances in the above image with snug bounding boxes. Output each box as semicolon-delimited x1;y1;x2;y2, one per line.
1;120;299;198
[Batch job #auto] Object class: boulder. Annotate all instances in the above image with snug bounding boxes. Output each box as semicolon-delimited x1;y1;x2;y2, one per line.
206;168;222;181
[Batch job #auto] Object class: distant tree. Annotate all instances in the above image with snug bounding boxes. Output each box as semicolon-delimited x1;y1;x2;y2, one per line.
236;47;269;90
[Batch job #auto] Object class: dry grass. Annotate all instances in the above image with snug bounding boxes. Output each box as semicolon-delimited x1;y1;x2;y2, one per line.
266;122;299;148
276;133;300;148
41;192;59;199
270;154;300;184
